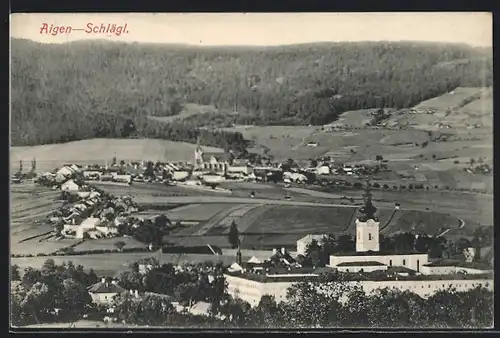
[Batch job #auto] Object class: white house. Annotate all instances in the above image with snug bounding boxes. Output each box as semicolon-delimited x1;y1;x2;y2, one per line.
55;166;75;183
112;173;132;184
78;191;92;199
96;224;119;237
315;166;331;175
61;179;79;192
70;217;101;239
283;172;307;183
296;234;327;256
87;278;127;305
83;170;102;180
173;171;190;181
227;165;254;175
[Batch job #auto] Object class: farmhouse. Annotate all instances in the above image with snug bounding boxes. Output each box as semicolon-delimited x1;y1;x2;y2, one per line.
55;165;79;183
87;278;127;305
315;165;331;175
61;179;80;192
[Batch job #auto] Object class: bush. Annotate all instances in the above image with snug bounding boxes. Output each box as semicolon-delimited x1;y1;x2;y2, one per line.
383;184;389;189
372;182;380;188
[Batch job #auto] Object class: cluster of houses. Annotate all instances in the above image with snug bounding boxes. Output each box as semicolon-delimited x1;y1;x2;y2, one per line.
39;164;139;240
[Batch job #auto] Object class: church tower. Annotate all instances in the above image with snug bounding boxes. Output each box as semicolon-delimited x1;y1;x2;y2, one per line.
355;180;380;252
194;136;204;169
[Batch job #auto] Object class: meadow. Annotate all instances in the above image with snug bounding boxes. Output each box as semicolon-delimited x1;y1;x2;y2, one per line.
10;138;223;173
222;125;318;161
11;252;241;277
147;103;219;123
414;87;485;111
72;237;149;252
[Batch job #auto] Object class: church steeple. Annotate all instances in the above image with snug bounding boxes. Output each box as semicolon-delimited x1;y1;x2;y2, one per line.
355;180;381;252
358;180;378;222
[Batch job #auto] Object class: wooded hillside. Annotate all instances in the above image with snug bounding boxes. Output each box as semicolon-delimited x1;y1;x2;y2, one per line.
11;39;492;147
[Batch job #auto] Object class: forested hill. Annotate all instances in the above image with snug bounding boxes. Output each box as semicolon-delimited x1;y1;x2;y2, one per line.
11;38;492;147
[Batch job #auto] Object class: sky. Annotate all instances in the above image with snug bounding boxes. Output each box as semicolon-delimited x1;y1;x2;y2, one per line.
11;12;492;47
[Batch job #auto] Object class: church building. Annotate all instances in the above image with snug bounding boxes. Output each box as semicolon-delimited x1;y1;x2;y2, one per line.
194;142;230;174
328;183;429;273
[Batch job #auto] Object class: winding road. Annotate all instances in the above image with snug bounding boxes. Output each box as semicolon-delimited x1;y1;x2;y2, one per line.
437;217;465;238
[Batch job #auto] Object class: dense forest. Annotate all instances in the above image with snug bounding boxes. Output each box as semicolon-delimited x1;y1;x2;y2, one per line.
11;39;492;147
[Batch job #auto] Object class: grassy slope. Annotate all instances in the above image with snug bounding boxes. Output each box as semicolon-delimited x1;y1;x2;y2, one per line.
10;138;224;172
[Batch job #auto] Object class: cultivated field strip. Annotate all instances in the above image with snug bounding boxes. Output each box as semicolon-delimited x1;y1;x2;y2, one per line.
192;204;246;236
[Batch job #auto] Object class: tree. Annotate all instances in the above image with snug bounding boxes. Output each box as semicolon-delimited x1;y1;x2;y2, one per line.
60;278;93;320
336;234;355;254
471;226;492;261
304;239;322;267
41;259;57;276
31;157;37;172
375;155;384;161
144;161;155;178
112;156;117;166
174;282;199;309
11;265;21;281
227;221;240;249
114;240;126;252
21;282;51;324
250;295;281;327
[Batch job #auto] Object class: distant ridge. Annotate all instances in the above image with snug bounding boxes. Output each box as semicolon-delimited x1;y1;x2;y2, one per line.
11;38;492;147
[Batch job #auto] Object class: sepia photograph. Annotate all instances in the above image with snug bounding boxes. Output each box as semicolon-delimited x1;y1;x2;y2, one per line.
10;12;493;329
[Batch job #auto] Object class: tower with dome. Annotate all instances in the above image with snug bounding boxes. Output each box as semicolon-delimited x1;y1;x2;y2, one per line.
356;181;380;252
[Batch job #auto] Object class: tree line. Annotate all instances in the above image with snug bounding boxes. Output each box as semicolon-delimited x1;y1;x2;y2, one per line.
11;39;492;146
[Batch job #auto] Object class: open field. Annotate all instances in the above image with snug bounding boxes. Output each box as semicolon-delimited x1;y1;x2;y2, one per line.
10;138;223;173
11;252;241;276
163;200;469;250
11;184;68;255
222;125;318;161
246;205;356;235
156;203;240;222
72;237;149;252
415;87;485;110
147;103;219;123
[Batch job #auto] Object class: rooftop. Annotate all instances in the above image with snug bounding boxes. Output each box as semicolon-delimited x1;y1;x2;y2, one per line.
332;250;427;257
225;269;493;284
337;261;386;267
87;280;127;294
424;259;493;270
298;234;327;243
